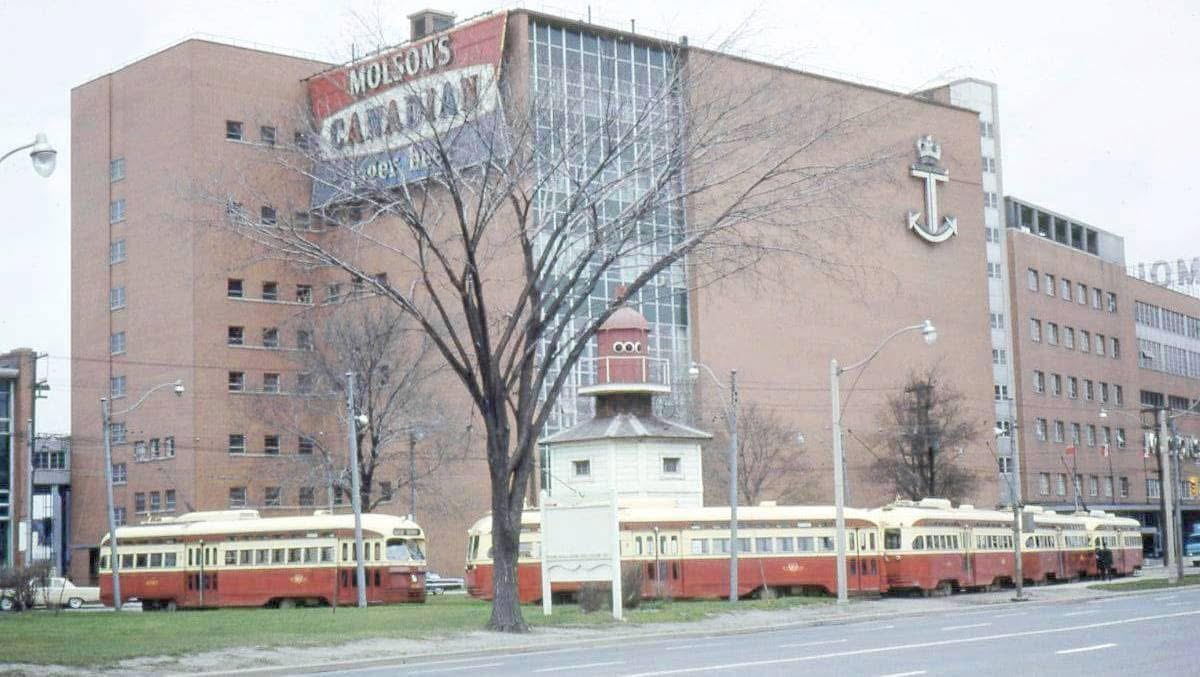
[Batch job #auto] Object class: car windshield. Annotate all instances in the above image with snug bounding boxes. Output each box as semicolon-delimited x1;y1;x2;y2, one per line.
386;538;426;561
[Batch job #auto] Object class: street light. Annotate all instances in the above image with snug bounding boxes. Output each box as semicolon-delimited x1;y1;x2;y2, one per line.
345;373;367;607
688;361;739;603
993;422;1026;601
2;133;57;177
102;379;184;611
830;320;936;605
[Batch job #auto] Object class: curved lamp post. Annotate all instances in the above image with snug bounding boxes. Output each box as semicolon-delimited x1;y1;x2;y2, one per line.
102;379;185;610
831;320;936;605
2;133;57;177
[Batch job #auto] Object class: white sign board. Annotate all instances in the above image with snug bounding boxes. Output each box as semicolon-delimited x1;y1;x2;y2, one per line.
539;490;623;620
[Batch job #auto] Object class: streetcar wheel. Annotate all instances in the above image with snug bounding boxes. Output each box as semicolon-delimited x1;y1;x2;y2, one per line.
165;600;177;612
278;599;297;610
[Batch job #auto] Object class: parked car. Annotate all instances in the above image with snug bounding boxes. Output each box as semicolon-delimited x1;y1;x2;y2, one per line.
425;572;465;594
1;577;100;611
1186;533;1200;566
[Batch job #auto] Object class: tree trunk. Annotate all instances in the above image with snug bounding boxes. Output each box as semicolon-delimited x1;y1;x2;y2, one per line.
487;470;529;632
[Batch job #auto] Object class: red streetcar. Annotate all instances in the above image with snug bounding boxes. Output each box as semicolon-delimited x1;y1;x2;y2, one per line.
99;510;427;610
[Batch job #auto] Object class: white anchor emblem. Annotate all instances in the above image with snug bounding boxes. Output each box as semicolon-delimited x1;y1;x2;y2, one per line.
906;135;957;244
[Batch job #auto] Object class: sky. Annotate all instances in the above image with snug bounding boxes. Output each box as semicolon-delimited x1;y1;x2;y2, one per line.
1;0;1197;434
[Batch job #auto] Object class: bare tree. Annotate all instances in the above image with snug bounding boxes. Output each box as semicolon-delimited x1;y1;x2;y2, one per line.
205;20;908;631
702;403;807;506
869;368;980;502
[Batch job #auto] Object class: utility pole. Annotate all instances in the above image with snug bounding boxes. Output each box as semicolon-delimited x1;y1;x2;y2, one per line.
1007;412;1025;601
346;372;367;607
728;369;739;604
1157;407;1179;585
100;397;122;610
409;430;417;518
830;359;849;606
24;418;34;566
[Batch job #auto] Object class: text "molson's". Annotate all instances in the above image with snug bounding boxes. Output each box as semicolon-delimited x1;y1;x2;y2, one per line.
348;36;453;98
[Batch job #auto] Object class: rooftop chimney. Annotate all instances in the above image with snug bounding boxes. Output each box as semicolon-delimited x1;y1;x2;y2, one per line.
408;9;456;41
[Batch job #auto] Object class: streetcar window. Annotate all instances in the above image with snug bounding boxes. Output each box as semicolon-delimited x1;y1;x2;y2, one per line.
304;547;318;563
884;529;901;550
912;537;924;550
342;543;349;561
364;544;372;561
468;536;479;560
165;553;177;567
239;550;251;565
225;551;237;565
951;536;959;549
374;543;381;561
714;538;730;554
636;537;643;555
100;555;108;569
849;560;856;574
819;536;835;552
757;538;773;553
273;548;286;564
321;547;334;562
255;549;269;565
188;550;193;567
691;539;709;555
136;554;148;568
670;536;678;555
869;533;876;550
150;553;163;568
777;537;794;553
518;542;533;558
288;548;302;563
847;536;855;551
1025;537;1034;548
796;537;814;552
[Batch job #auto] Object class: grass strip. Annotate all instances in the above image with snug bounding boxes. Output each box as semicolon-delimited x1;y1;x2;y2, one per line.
1089;573;1200;591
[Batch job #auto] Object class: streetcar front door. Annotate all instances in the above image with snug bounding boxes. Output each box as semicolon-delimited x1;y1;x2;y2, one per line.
962;528;975;586
853;528;881;592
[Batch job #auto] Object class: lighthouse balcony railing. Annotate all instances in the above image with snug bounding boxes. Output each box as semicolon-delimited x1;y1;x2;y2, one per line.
578;355;672;389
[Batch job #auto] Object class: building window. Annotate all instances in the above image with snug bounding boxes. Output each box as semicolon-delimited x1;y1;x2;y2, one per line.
109;239;127;264
1056;474;1067;496
1086;424;1097;447
1071;423;1082;446
990;312;1005;330
982;156;996;173
264;435;280;455
260;125;276;146
1051;373;1062;397
297;330;314;350
987;262;1002;279
1088;475;1098;497
110;375;126;398
294;211;312;229
1084;379;1095;401
262;281;278;301
1111;338;1120;359
1147;478;1161;499
1100;382;1110;403
134;440;146;461
296;285;313;304
262;327;279;348
109;157;125;182
1120;476;1130;498
1096;334;1106;357
1038;473;1050;495
1033;371;1045;394
995;420;1012;437
134;492;146;513
299;436;315;455
1107;292;1118;313
228;434;246;454
1047;323;1059;345
1029;319;1042;342
149;438;161;458
165;489;176;511
109;198;126;223
662;457;681;475
992;348;1007;365
110;331;126;355
1092;288;1103;310
260;205;277;226
573;459;591;477
110;421;127;444
1054;420;1065;443
150;491;162;512
998;456;1013;473
1104;476;1113;497
1117;428;1127;448
165;436;175;457
263;373;280;393
1064;327;1075;350
227;326;244;346
1045;273;1055;296
1067;377;1078;399
114;507;127;526
112;463;127;484
226;120;243;141
1060;278;1071;300
227;278;244;298
333;485;346;506
380;481;394;502
299;487;315;507
1035;418;1048;441
297;373;314;394
229;487;247;508
1076;283;1087;305
264;487;281;507
228;371;245;392
1080;331;1090;353
1026;268;1039;291
980;120;994;138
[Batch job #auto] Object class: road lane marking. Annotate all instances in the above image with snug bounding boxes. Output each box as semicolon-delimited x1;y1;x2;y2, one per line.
1056;643;1117;655
665;644;722;651
1062;610;1102;617
780;639;848;649
878;671;927;677
409;663;504;675
991;611;1027;618
1165;601;1192;606
534;661;624;673
941;622;990;631
620;609;1200;676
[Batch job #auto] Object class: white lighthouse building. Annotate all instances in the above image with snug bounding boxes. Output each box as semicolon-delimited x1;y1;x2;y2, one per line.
540;306;710;506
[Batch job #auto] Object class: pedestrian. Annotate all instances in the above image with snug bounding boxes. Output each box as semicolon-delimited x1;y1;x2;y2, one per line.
1100;543;1113;580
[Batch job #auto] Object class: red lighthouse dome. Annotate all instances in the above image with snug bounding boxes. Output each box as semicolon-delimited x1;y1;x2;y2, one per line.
579;305;671;397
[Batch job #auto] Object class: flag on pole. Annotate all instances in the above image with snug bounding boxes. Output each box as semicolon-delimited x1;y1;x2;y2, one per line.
1101;443;1110;458
1065;445;1076;456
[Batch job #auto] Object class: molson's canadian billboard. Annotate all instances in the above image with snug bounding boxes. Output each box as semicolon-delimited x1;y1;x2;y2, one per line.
306;12;509;207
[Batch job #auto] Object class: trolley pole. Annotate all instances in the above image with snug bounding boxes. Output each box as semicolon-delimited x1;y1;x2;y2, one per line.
101;397;122;611
728;369;739;604
346;372;367;607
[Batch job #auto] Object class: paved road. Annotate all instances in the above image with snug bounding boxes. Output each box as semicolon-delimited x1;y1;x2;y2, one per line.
326;588;1200;677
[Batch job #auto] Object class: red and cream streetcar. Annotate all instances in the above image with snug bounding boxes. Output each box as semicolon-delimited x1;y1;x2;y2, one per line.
99;509;427;609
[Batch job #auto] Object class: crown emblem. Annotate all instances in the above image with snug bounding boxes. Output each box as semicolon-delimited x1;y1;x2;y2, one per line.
916;135;941;164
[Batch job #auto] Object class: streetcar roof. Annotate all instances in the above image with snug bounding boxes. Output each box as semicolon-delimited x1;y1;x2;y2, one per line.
467;504;880;535
100;510;422;544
